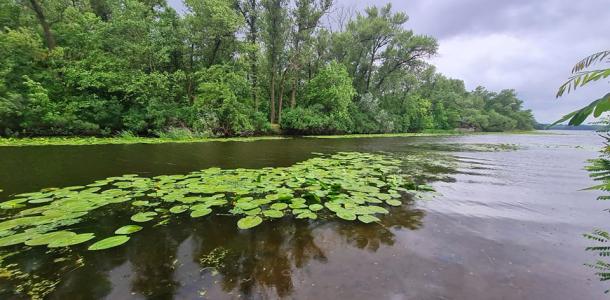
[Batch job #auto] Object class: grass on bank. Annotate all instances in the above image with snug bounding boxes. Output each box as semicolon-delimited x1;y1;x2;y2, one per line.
0;129;549;147
0;135;288;147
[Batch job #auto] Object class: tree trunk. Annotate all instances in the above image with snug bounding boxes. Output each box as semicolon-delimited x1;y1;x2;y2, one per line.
270;71;276;123
290;77;297;108
209;38;222;67
278;77;285;124
29;0;56;51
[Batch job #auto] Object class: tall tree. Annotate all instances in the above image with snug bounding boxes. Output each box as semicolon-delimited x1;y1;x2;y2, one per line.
27;0;56;50
261;0;288;123
237;0;261;111
287;0;332;108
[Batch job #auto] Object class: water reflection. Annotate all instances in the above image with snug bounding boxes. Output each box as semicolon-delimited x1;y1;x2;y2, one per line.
17;197;425;299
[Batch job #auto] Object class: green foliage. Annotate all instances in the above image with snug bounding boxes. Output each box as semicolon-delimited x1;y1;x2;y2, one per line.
0;0;533;137
303;62;355;114
554;50;610;126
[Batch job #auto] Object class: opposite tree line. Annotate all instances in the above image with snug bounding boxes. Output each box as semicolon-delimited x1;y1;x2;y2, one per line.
0;0;536;137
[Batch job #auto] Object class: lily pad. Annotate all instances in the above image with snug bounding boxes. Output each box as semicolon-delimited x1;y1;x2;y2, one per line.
88;236;131;251
270;203;288;210
263;210;284;218
169;205;189;214
309;204;324;211
48;233;95;248
0;232;36;247
114;225;143;235
237;216;262;229
357;215;380;224
191;208;213;218
235;202;258;211
131;212;157;222
385;199;402;206
25;231;76;246
336;210;357;221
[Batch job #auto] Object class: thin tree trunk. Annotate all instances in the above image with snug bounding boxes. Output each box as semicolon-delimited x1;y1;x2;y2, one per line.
278;76;285;124
270;70;276;123
209;38;222;67
290;77;297;108
29;0;56;50
187;43;195;103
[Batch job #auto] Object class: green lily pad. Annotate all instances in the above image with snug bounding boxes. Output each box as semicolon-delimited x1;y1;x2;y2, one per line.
235;202;258;211
366;206;390;214
48;233;95;248
114;225;143;235
336;210;357;221
131;212;157;222
263;210;284;218
296;212;317;220
244;208;261;216
237;216;262;229
25;231;76;246
357;215;380;224
385;199;402;206
169;205;189;214
270;203;288;210
88;236;131;251
309;204;324;211
191;208;213;218
0;232;36;247
417;184;435;191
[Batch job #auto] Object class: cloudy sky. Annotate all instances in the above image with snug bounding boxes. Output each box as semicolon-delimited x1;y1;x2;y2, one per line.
169;0;609;123
337;0;609;123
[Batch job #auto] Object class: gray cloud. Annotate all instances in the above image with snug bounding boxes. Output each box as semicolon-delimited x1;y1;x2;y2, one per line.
337;0;610;123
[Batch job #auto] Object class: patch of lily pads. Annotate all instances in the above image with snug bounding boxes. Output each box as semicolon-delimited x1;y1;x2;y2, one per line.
0;152;432;252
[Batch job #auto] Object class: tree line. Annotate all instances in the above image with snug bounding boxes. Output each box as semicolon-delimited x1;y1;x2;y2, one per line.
0;0;536;137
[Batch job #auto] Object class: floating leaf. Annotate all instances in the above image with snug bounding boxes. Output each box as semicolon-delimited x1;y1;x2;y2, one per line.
309;204;324;211
386;199;402;206
191;208;213;218
235;202;258;211
48;233;95;248
244;208;261;216
336;210;357;221
0;232;36;247
131;212;157;222
114;225;143;235
417;184;435;191
88;236;130;251
169;205;189;214
270;203;288;210
358;215;380;224
25;231;76;246
263;210;284;218
237;216;262;229
366;206;389;214
296;212;317;220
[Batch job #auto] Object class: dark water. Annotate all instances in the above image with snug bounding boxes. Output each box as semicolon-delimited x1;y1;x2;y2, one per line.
0;131;606;299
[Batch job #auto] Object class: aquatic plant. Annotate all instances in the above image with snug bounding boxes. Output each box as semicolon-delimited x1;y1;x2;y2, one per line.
0;152;427;253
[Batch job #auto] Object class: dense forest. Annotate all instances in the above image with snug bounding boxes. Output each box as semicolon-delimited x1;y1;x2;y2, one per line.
0;0;536;137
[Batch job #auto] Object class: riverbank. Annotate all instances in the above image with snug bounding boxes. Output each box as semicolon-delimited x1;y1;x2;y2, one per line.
0;130;551;147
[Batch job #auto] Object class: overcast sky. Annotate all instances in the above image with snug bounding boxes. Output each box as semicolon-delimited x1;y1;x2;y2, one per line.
169;0;609;123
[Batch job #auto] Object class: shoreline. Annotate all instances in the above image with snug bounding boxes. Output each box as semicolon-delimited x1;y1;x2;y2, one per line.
0;130;558;147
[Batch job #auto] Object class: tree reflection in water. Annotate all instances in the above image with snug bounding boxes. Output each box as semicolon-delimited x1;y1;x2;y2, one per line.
0;196;425;299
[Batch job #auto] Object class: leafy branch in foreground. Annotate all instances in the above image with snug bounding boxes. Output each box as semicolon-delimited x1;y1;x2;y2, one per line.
552;50;610;126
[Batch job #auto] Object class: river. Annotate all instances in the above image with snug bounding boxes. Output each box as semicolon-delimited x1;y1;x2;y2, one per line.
0;130;606;299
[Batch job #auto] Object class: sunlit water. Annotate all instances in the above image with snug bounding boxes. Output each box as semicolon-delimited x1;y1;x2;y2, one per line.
0;130;606;299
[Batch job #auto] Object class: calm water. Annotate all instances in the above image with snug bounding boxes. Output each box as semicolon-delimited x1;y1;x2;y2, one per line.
0;131;607;299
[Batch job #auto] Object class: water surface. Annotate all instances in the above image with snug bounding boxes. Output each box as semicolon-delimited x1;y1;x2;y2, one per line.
0;131;606;299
